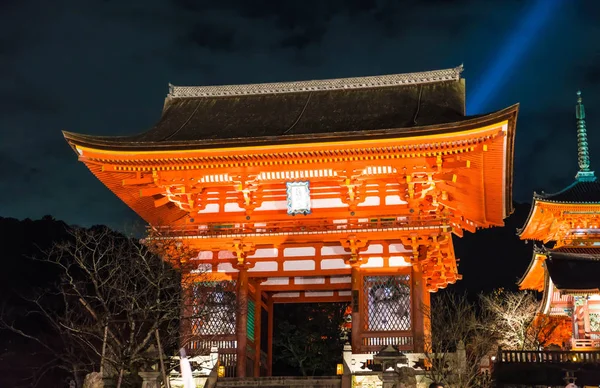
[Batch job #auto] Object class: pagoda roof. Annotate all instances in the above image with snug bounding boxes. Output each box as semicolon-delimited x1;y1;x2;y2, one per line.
517;244;547;291
519;245;600;292
519;91;600;241
518;179;600;240
546;247;600;292
63;66;479;151
533;180;600;204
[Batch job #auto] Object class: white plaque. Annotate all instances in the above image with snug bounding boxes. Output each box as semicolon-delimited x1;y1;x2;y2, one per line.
286;181;311;215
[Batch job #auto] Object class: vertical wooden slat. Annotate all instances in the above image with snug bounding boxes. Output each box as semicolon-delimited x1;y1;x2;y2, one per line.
351;266;362;353
236;269;248;377
253;283;262;377
267;295;274;376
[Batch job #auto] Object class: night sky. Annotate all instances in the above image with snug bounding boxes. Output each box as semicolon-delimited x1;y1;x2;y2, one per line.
1;0;600;231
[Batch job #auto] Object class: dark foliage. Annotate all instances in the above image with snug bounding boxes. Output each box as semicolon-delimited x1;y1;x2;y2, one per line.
273;303;348;376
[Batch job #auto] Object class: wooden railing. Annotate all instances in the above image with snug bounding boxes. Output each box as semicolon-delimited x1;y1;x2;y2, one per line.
359;331;413;353
572;338;600;350
185;335;237;356
499;349;600;364
151;214;450;238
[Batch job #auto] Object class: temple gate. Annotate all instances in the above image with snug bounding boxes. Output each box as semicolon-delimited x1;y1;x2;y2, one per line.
64;66;518;377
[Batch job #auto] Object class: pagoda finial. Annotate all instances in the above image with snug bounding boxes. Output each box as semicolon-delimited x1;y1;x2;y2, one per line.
575;90;596;181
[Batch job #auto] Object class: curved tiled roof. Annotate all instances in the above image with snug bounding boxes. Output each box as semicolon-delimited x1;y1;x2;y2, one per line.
63;66;472;150
534;180;600;204
546;249;600;291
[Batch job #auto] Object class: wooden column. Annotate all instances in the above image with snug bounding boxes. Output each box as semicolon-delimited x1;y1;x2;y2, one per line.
351;265;362;353
236;268;248;377
411;266;430;352
267;295;274;376
253;282;262;377
180;276;194;352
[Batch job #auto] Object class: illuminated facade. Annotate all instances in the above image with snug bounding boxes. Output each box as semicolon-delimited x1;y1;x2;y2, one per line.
519;91;600;350
64;66;518;377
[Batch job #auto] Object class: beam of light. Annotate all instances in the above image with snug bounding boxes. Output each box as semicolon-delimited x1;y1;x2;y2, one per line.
468;0;564;115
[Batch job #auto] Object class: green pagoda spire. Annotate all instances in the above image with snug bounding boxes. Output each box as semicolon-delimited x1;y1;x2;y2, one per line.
575;90;596;181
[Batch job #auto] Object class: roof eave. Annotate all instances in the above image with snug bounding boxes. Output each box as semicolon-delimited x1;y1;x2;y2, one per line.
557;288;600;295
517;197;540;239
63;104;520;152
517;250;546;292
503;102;519;219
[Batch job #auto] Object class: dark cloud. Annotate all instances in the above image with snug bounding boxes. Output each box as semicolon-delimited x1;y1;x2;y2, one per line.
580;60;600;87
187;23;238;51
279;29;323;51
0;79;62;116
0;155;39;183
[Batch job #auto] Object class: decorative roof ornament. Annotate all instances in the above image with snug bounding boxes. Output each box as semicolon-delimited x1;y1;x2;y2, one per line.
575;90;596;182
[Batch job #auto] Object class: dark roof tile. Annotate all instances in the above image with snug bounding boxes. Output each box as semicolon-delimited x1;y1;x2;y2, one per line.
535;180;600;204
546;248;600;290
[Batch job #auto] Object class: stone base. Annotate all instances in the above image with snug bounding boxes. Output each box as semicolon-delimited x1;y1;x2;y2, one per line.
213;376;342;387
139;371;161;388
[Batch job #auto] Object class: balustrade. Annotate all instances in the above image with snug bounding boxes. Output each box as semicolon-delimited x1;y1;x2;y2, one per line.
498;349;600;364
572;338;600;350
359;331;413;353
153;214;449;238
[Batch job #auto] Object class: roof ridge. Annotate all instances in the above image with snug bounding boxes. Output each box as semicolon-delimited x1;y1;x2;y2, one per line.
167;65;464;99
532;179;600;203
533;179;581;199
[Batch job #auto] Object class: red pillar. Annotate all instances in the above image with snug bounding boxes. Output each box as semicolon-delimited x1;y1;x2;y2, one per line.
351;265;362;353
236;268;248;377
412;266;430;352
180;277;194;352
267;295;274;376
253;283;262;377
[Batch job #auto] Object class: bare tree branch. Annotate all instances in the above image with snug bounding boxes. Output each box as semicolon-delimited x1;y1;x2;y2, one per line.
1;226;227;387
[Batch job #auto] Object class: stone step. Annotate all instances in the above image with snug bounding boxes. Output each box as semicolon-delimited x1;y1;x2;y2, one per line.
215;376;342;388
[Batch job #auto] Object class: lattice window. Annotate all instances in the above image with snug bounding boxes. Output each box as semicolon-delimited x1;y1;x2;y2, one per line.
363;275;411;331
590;313;600;333
192;281;237;336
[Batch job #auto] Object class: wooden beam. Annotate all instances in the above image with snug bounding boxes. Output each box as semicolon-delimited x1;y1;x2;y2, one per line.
259;282;351;292
122;177;153;185
181;227;447;248
253;282;262;377
266;295;273;377
140;187;164;197
272;295;352;304
236;268;248;377
441;159;471;169
154;196;170;208
351;266;361;353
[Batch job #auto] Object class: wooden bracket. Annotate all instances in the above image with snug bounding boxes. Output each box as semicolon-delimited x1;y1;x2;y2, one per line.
233;175;261;215
340;235;368;264
231;240;256;268
341;177;365;211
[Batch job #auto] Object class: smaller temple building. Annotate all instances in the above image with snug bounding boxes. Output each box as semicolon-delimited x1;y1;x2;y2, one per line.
495;91;600;387
518;91;600;351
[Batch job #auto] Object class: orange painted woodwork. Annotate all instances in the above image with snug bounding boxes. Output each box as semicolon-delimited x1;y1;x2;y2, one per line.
64;66;518;359
531;315;572;349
